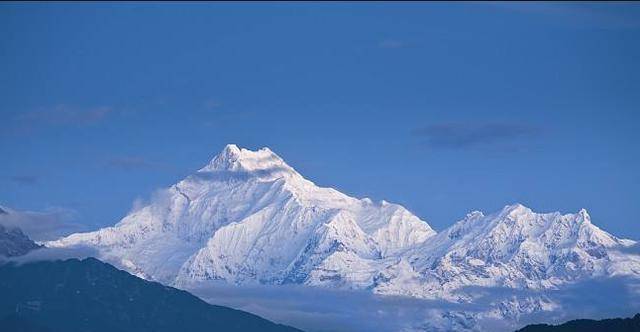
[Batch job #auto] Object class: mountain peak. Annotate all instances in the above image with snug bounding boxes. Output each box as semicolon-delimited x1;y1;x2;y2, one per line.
0;224;42;257
222;143;242;158
501;203;532;217
201;144;295;176
577;208;591;224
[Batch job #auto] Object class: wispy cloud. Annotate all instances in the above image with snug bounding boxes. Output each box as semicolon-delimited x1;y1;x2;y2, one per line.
9;175;39;186
106;156;168;171
202;98;223;111
0;206;87;241
489;2;640;30
2;103;122;137
199;98;256;128
3;245;100;265
378;39;406;49
413;122;541;150
19;104;113;127
185;276;640;332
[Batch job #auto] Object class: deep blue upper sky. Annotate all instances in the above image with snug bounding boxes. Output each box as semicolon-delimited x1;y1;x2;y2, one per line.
2;3;639;238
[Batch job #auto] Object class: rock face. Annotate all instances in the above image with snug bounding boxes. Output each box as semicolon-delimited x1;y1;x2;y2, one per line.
0;221;42;258
46;145;640;330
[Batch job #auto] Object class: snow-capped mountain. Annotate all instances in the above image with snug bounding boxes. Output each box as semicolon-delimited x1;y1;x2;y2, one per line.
46;145;640;330
372;204;640;300
48;144;435;286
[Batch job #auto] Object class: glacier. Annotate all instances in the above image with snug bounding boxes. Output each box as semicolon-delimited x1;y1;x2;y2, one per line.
46;144;640;331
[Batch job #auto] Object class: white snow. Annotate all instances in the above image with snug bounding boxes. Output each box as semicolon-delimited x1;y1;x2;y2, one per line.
47;144;436;287
46;145;640;331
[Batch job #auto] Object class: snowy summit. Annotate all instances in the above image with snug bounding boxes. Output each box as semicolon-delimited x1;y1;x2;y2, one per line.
47;145;640;330
48;144;436;286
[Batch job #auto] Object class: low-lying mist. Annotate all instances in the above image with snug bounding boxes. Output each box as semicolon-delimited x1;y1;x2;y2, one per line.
185;277;640;332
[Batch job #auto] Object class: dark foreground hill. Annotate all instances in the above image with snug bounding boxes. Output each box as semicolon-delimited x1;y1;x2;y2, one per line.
517;313;640;332
0;258;302;332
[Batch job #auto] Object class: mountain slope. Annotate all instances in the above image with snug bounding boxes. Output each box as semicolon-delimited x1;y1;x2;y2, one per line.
48;145;435;287
45;145;640;330
0;258;302;332
373;204;640;302
0;219;42;258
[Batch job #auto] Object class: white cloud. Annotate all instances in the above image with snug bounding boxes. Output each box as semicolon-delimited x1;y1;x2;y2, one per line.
185;277;640;332
0;206;87;241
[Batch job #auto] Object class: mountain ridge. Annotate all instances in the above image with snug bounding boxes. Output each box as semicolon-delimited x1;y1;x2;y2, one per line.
0;208;43;257
45;144;640;330
516;313;640;332
48;144;436;286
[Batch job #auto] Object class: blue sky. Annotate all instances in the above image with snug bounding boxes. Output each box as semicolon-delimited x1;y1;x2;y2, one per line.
2;3;640;238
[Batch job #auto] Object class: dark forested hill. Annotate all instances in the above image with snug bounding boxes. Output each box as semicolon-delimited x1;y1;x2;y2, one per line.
0;258;302;332
517;314;640;332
